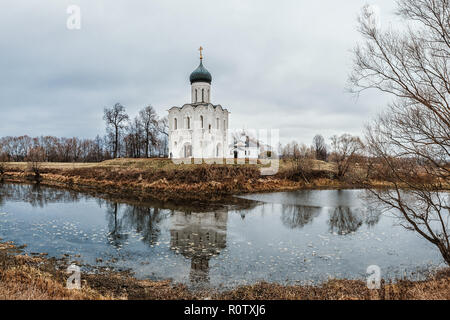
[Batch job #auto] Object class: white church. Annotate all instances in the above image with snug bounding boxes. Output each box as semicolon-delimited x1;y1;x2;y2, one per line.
168;48;269;160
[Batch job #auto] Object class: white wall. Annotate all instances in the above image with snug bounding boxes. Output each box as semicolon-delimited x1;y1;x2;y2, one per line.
168;104;229;159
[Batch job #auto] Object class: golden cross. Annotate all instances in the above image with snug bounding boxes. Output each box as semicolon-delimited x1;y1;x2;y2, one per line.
199;46;203;60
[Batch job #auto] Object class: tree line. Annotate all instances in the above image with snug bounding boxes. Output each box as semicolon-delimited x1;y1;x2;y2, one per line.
279;133;364;180
0;103;168;162
103;103;168;159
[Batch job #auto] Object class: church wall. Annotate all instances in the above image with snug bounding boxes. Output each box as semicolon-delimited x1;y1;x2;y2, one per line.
168;105;229;159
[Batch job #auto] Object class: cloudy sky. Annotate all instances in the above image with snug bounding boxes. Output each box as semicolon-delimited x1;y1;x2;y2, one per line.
0;0;399;145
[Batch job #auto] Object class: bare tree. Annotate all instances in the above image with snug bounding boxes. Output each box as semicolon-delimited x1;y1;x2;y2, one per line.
26;146;46;181
280;141;315;182
0;151;7;176
329;134;364;179
139;105;159;158
124;116;145;158
350;0;450;264
103;103;129;158
158;116;169;137
312;134;327;161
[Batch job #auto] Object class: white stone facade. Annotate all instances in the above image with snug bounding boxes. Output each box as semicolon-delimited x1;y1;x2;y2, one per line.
168;77;229;159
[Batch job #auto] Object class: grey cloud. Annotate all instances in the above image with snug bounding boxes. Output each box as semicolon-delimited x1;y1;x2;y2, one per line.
0;0;397;144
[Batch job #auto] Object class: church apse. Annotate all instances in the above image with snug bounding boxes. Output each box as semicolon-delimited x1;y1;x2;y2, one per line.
169;210;228;284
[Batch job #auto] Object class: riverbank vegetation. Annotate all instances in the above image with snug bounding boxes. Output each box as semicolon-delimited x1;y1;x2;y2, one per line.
0;156;393;203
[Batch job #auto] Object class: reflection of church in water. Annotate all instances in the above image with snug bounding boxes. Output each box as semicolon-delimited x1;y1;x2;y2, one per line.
169;210;228;283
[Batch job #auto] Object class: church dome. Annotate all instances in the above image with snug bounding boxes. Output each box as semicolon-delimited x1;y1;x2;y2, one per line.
190;60;212;84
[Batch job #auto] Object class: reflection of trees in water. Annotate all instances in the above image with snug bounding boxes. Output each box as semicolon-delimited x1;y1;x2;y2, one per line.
105;202;170;248
0;183;87;208
328;206;381;235
280;205;321;229
328;207;363;235
122;205;168;245
364;205;382;227
228;199;263;220
169;211;228;284
106;202;129;248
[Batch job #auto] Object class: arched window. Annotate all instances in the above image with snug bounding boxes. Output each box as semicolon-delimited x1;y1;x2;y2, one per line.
202;89;204;102
223;119;226;129
216;118;220;129
174;118;177;130
200;115;204;129
187;117;191;129
195;90;198;102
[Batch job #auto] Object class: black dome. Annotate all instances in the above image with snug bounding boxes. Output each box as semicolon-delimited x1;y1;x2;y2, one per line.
189;60;212;84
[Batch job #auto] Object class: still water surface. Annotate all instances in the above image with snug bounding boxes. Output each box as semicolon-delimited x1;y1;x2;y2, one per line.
0;183;444;288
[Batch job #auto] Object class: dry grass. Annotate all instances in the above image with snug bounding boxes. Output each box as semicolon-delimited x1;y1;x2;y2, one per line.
3;158;336;173
0;241;195;300
1;241;449;300
0;264;105;300
0;244;108;300
1;159;352;202
216;272;450;300
1;254;449;300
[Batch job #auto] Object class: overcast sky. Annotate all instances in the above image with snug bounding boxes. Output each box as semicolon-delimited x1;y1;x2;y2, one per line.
0;0;400;145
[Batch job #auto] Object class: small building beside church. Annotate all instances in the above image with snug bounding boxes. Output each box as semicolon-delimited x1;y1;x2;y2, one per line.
168;48;229;159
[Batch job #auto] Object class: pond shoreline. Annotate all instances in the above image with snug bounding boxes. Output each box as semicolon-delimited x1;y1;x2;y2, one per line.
1;162;449;300
1;240;449;300
4;158;444;204
0;169;375;204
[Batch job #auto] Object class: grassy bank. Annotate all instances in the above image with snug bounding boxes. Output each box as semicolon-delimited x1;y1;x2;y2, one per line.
0;241;449;300
0;158;367;202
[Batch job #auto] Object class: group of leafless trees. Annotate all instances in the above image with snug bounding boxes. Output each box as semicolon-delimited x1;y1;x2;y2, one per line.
0;103;168;163
280;133;365;181
103;103;168;159
280;134;332;162
0;135;109;163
